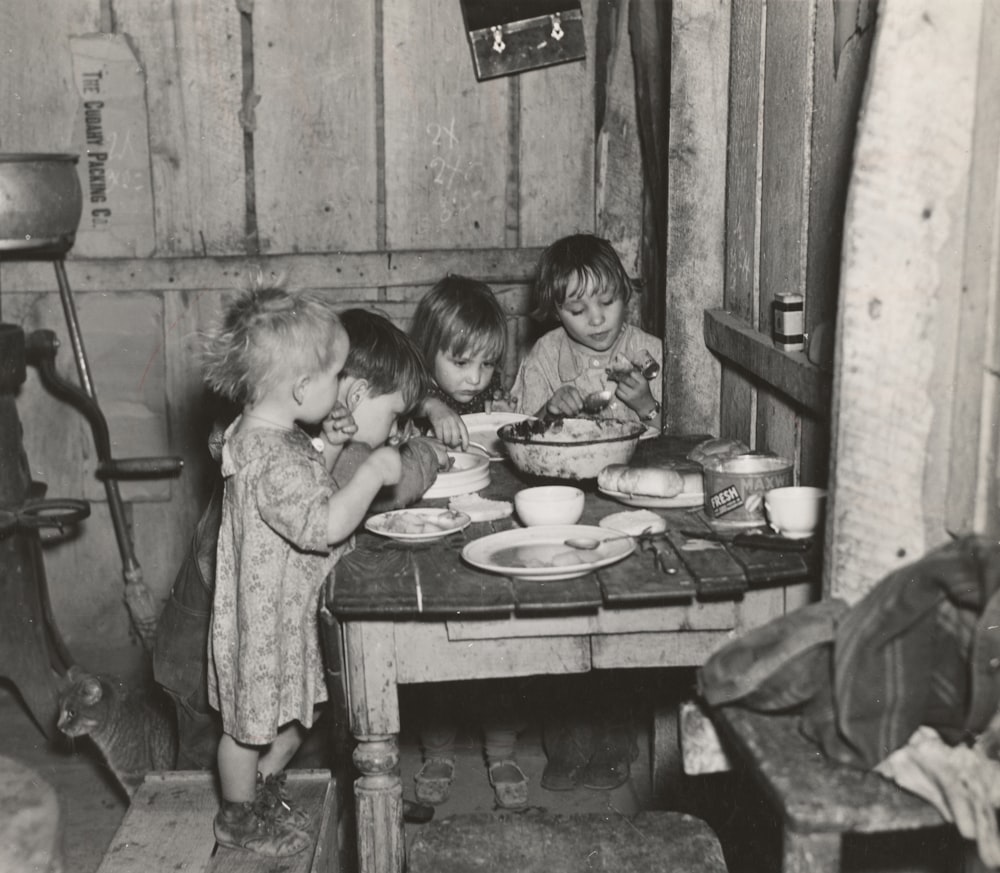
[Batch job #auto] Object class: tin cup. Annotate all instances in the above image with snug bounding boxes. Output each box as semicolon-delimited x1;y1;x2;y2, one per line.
702;454;793;529
764;486;826;539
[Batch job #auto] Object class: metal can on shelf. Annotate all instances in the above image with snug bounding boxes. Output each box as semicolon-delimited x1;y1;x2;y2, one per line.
773;293;805;352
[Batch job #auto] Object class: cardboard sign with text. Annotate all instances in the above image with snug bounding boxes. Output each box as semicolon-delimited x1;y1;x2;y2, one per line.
70;34;155;257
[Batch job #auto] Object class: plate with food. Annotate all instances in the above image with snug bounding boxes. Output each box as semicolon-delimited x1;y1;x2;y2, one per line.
365;508;471;542
421;451;491;500
461;524;635;581
597;462;704;509
462;412;537;460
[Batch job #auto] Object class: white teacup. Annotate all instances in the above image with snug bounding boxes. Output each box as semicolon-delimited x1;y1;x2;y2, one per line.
764;486;826;539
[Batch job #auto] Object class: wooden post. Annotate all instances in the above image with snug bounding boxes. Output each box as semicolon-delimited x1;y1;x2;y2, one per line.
826;0;995;602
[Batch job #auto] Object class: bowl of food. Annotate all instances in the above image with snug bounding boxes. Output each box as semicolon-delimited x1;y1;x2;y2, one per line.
514;485;585;526
498;417;645;480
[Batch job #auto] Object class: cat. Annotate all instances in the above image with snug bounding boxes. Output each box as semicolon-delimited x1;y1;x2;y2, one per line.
56;665;179;799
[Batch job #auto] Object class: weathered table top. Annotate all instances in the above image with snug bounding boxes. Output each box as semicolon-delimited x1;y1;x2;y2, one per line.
333;435;818;619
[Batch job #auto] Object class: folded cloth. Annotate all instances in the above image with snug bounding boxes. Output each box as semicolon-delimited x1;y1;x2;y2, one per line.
697;598;846;711
876;726;1000;868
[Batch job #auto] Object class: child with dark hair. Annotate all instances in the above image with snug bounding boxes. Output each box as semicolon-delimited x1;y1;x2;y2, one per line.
511;233;663;429
330;308;448;507
510;234;662;792
409;275;512;449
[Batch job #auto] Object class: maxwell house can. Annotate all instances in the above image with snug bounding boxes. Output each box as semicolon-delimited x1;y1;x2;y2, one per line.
702;454;793;528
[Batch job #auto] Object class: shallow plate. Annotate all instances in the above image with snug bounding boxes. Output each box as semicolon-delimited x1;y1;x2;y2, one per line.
462;412;537;460
422;451;491;499
640;426;659;441
365;508;471;542
461;524;635;581
599;486;704;509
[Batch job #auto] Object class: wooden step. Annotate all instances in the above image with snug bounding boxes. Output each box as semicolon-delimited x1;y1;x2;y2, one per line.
95;769;340;873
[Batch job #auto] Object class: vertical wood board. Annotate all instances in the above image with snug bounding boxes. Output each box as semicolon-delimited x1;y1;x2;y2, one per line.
827;0;982;602
595;0;641;274
664;0;730;436
253;1;378;253
382;0;509;249
946;0;1000;537
755;1;816;483
721;0;765;447
0;1;100;152
519;0;597;247
805;1;875;333
113;0;246;256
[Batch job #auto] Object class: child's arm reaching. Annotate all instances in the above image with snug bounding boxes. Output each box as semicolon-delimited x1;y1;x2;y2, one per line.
325;446;402;544
420;395;469;450
319;402;359;470
543;385;585;419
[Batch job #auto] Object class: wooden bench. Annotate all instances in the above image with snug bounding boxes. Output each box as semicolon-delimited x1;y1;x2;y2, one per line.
711;707;949;873
95;770;342;873
407;809;728;873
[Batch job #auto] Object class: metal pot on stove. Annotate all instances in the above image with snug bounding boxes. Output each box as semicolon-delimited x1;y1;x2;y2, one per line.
0;153;83;253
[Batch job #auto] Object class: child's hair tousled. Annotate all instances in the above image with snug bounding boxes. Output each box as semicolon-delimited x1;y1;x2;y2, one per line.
200;271;344;406
410;275;506;366
340;308;431;415
531;233;633;322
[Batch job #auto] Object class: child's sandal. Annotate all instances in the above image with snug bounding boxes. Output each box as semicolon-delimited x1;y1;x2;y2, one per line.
414;757;455;805
488;759;529;809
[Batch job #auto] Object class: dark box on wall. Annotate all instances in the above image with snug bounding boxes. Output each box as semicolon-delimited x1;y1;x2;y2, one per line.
461;0;586;81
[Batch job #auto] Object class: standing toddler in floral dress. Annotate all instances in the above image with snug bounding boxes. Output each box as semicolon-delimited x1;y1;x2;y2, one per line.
200;280;401;857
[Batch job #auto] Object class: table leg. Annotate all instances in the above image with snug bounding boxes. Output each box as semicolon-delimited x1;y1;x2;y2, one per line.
353;736;403;873
343;621;403;873
782;829;841;873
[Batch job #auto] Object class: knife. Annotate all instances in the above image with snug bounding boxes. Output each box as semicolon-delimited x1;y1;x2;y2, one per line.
678;530;812;552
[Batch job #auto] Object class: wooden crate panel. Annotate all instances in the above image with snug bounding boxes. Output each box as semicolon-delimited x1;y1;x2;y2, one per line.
0;0;100;152
96;770;338;873
383;0;509;248
112;0;246;256
253;1;378;253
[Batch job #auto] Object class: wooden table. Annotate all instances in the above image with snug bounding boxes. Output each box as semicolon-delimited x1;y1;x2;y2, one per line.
331;435;818;873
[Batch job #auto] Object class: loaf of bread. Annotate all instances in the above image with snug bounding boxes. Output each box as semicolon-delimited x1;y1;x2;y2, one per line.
599;464;686;498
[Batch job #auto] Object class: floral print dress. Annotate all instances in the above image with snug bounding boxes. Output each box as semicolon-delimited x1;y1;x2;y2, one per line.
208;420;346;745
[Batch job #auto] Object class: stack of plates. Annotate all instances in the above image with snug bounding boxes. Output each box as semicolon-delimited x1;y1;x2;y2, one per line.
422;451;491;499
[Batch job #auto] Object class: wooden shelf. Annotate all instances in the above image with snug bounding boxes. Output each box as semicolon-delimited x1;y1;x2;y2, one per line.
703;308;831;418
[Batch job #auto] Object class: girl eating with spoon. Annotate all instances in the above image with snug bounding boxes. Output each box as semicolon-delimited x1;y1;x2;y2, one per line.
509;233;663;431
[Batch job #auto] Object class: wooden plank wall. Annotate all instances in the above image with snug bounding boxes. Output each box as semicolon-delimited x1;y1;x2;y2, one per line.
712;0;875;485
0;0;620;668
827;0;1000;603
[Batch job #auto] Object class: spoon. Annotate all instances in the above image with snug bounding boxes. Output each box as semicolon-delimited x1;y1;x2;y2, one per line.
564;529;645;550
582;390;613;415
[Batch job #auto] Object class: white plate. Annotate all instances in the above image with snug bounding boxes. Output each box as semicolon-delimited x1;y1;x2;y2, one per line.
461;524;635;581
640;426;659;441
599;486;705;509
422;451;491;499
365;508;471;542
462;412;537;460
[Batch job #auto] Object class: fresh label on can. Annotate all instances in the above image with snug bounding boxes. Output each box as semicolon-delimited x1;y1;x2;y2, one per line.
709;485;743;517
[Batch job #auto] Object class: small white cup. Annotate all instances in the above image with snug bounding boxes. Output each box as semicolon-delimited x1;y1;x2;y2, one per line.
514;485;585;527
764;486;826;539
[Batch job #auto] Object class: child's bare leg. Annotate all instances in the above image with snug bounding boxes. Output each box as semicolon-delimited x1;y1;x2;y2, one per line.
258;720;308;777
218;732;260;802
